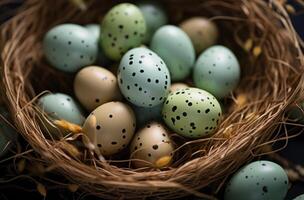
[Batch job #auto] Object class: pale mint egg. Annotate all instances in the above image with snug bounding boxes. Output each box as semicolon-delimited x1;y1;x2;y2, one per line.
150;25;195;81
287;102;304;124
0;107;17;157
225;160;289;200
38;93;85;125
85;24;112;66
136;0;168;43
117;47;170;107
162;87;222;138
43;24;98;73
132;103;163;126
294;194;304;200
193;45;240;98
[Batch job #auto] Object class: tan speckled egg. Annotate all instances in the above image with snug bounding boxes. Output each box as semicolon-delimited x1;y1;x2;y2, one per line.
180;17;218;54
130;122;174;168
82;101;136;156
74;66;121;111
169;82;189;93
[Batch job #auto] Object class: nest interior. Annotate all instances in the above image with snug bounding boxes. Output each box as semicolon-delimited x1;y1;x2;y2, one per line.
0;0;304;199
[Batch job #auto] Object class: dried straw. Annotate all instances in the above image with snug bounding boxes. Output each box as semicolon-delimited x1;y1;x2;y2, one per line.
0;0;303;199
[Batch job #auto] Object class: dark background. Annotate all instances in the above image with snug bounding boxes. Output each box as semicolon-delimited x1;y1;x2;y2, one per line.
0;1;304;199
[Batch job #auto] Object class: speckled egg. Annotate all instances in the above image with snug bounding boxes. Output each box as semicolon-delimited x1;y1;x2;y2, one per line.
0;107;17;157
137;1;168;43
132;103;163;126
169;83;189;93
85;24;112;66
180;17;218;54
225;160;289;200
43;24;98;73
293;194;304;200
150;25;195;81
82;101;136;156
162;88;221;138
117;47;170;107
100;3;146;61
38;93;85;125
193;45;240;98
74;66;121;111
130;122;174;168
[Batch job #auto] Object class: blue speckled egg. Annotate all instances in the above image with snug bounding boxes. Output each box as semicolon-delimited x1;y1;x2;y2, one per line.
117;47;170;107
43;24;98;73
0;107;17;157
224;160;289;200
136;0;168;43
193;45;240;98
132;103;163;126
150;25;195;81
294;194;304;200
38;93;85;125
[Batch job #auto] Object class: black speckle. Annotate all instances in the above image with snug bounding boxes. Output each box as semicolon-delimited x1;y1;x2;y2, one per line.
183;112;187;116
109;114;113;118
172;106;177;112
155;79;159;83
171;117;176;124
125;34;129;39
134;31;138;35
152;145;158;150
95;98;100;103
127;85;130;90
68;41;72;45
132;72;136;76
97;144;101;147
188;102;192;106
122;135;126;139
129;61;133;65
148;153;151;157
96;125;101;130
262;186;268;193
262;163;266;166
197;110;201;113
245;176;248;179
205;109;210;113
176;116;180;120
284;180;288;184
151;97;155;101
108;33;112;38
147;78;151;82
118;25;124;29
122;129;126;133
140;69;144;73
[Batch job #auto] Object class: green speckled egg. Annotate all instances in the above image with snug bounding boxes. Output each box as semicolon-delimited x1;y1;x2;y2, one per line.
137;1;168;43
193;45;240;98
43;24;98;73
118;47;170;107
0;107;17;157
294;194;304;200
225;160;289;200
162;87;221;138
132;103;163;126
100;3;146;61
38;93;85;125
150;25;195;81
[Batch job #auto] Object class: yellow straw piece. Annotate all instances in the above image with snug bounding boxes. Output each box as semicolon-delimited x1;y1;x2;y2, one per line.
67;184;79;192
54;119;82;133
37;183;47;197
253;46;262;57
285;4;296;14
244;39;253;52
155;155;172;168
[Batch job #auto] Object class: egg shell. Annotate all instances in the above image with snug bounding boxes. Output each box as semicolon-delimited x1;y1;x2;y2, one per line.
137;1;168;43
74;66;121;111
169;82;189;93
100;3;146;61
225;160;289;200
132;103;163;126
38;93;85;125
294;194;304;200
117;47;170;107
150;25;195;81
43;24;98;73
180;17;218;54
82;101;136;156
85;24;112;66
0;107;17;157
162;87;222;138
130;122;174;168
193;45;240;98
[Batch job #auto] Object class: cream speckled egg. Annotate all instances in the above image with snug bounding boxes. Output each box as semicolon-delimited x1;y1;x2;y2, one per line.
82;101;136;156
180;17;218;54
169;83;189;93
130;122;174;168
74;66;121;111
